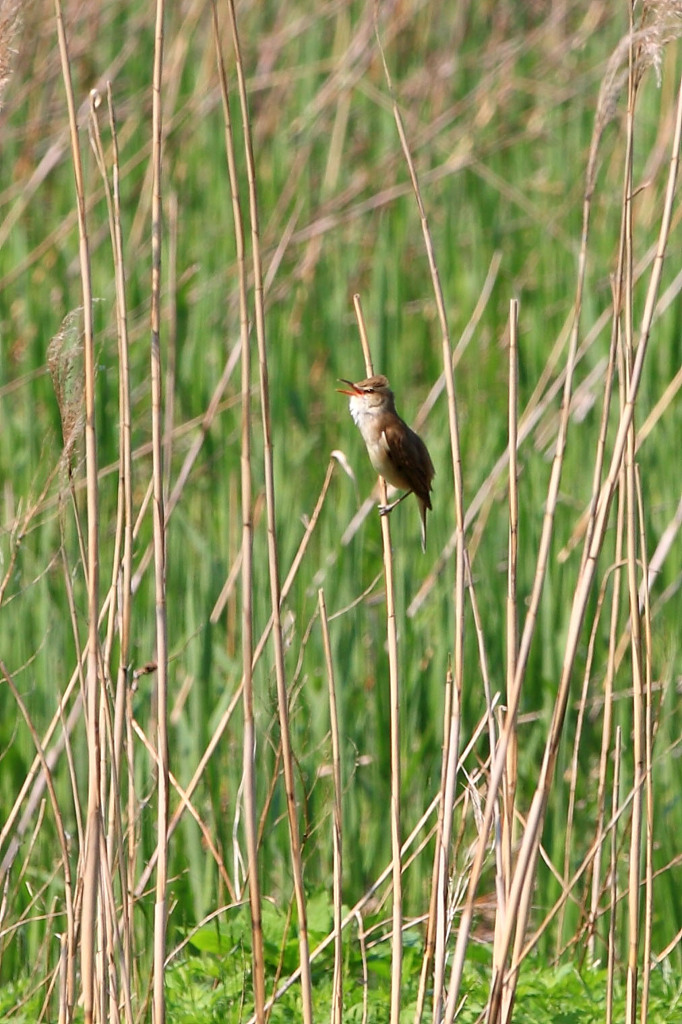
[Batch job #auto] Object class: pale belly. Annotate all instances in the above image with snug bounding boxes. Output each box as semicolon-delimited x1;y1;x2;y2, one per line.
367;443;409;490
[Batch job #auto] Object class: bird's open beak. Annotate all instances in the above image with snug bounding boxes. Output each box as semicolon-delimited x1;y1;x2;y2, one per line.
337;378;360;396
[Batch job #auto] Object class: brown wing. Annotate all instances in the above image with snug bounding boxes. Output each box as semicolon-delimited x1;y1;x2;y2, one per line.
381;418;435;508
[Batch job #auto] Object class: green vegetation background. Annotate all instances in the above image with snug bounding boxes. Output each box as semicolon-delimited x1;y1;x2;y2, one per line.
1;0;681;1017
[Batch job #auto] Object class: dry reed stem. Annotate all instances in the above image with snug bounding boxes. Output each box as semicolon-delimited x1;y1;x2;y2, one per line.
413;669;452;1023
96;824;134;1024
53;0;101;1016
498;132;601;1024
582;274;626;964
557;560;609;954
502;298;519;916
636;467;655;1024
127;0;206;254
87;85;136;1008
226;0;315;1016
588;478;626;963
210;1;265;1017
318;588;344;1024
624;246;645;1024
623;22;644;1019
149;1;169;1021
164;190;178;498
372;15;472;1018
373;1;467;700
606;726;623;1024
430;663;461;1023
351;290;403;1023
106;81;135;988
354;909;369;1024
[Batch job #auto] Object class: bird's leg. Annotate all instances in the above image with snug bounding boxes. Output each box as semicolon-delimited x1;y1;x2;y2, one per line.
378;490;412;516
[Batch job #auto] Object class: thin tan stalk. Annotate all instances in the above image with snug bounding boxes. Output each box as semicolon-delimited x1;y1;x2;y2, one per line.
225;2;314;1018
164;190;178;497
624;402;645;1002
421;649;498;1023
352;291;402;1023
372;19;470;1019
413;669;452;1024
495;84;606;1024
623;30;643;1021
210;2;265;1017
149;1;169;1021
354;910;369;1024
431;665;461;1023
489;301;520;999
318;589;343;1024
422;564;498;1017
588;301;626;965
53;1;100;1017
56;534;85;845
372;3;466;746
87;96;122;671
97;825;134;1024
433;560;503;1016
501;298;519;915
87;84;135;1006
58;932;67;1024
107;80;135;989
607;727;623;1024
636;468;654;1024
557;563;609;954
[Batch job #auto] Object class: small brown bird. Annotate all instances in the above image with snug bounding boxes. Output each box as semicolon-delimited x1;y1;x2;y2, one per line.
338;374;435;551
